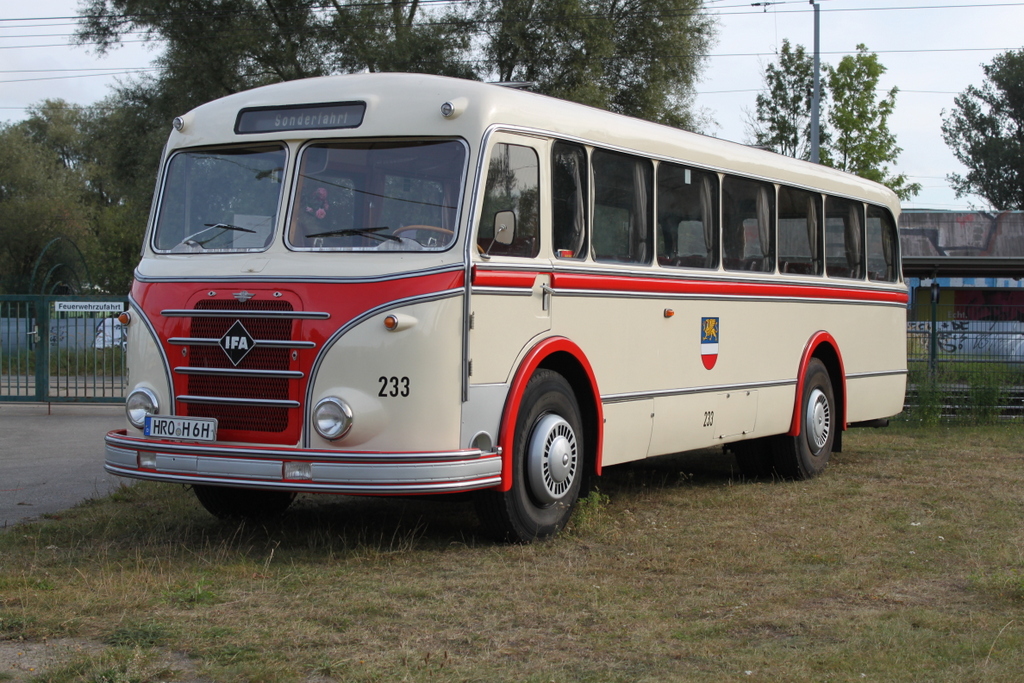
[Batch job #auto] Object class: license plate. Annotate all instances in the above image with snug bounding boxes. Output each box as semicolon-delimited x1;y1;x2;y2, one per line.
144;415;218;442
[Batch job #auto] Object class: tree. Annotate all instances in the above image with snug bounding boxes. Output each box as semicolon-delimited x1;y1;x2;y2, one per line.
78;0;478;105
78;0;716;130
941;49;1024;209
749;43;919;200
0;122;91;293
16;100;150;294
826;45;919;200
478;0;715;129
62;0;716;291
748;39;829;161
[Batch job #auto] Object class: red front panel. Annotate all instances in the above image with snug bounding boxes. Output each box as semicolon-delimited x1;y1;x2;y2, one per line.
132;270;464;446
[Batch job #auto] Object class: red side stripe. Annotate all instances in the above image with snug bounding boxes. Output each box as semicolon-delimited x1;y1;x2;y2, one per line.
551;273;908;305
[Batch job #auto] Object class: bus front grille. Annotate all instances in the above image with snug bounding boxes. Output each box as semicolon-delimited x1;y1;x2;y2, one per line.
184;300;296;433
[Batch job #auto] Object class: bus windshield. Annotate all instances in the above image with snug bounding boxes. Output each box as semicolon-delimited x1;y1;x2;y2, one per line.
287;139;466;252
154;145;286;253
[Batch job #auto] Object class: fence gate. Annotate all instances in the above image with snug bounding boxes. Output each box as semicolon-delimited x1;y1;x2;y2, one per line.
0;295;128;403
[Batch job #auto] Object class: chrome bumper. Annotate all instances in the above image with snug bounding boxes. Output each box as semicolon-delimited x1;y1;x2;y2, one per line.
104;430;503;494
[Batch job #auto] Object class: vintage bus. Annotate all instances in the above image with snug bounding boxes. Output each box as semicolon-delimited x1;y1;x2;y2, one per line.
104;73;907;542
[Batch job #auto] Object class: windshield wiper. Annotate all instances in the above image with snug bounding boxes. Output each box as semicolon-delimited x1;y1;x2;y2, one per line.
203;222;257;233
175;223;259;249
306;226;401;243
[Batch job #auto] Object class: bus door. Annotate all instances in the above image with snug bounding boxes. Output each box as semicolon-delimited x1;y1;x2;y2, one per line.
469;136;550;386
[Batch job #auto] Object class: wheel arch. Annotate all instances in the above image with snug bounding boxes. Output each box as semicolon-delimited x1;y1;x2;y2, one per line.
496;337;603;492
788;331;846;438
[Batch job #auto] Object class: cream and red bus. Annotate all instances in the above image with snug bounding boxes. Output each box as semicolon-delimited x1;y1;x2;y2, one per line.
104;73;907;542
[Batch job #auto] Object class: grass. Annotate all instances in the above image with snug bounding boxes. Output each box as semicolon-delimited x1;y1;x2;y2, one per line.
0;347;125;377
903;362;1022;424
2;425;1024;682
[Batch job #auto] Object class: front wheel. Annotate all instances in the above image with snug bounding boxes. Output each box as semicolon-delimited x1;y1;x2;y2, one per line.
773;358;836;479
192;485;296;520
475;370;585;542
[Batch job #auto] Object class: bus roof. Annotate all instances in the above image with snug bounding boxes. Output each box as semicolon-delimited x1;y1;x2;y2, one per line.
168;72;900;215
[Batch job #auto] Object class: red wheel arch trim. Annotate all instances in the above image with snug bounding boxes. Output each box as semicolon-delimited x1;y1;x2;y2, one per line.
789;331;846;436
496;336;603;492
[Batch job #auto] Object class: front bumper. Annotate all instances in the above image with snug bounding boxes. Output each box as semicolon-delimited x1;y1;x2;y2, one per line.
104;430;503;495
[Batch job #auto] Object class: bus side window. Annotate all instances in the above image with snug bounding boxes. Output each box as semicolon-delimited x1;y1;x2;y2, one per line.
592;149;653;264
722;176;775;273
777;186;822;276
866;205;899;282
552;141;588;259
476;143;540;258
657;163;719;270
825;196;865;279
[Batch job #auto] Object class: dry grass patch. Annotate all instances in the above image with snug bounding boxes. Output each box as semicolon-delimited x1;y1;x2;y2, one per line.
1;424;1023;681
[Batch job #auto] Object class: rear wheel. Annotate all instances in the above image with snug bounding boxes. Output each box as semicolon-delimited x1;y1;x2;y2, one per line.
475;370;584;542
192;485;295;520
773;358;835;479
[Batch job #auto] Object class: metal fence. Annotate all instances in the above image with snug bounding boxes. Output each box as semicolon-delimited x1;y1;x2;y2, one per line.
0;295;128;403
3;294;1022;419
906;303;1024;420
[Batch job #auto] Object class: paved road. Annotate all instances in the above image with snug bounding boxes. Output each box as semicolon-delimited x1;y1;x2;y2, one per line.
0;403;125;529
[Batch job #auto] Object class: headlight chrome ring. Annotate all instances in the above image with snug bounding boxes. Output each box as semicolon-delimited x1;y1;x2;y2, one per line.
125;387;159;429
313;397;354;441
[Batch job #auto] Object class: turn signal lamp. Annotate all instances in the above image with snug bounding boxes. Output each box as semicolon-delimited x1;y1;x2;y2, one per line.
117;311;132;325
383;314;417;332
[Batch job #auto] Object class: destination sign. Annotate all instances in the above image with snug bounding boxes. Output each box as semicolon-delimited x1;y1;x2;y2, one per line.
235;102;366;134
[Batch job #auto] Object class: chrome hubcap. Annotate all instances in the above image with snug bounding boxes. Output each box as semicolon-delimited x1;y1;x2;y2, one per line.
527;413;578;505
805;388;831;452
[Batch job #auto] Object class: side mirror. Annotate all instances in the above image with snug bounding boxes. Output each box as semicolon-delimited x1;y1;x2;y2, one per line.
492;211;516;246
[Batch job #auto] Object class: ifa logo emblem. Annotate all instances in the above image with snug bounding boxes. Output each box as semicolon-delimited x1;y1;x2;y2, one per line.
219;320;255;366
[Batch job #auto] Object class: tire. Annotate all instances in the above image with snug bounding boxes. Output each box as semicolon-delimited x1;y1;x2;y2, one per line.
729;438;776;479
475;369;585;543
773;358;836;480
192;485;296;520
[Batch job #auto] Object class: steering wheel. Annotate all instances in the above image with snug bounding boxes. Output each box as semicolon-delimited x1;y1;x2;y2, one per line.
393;225;454;237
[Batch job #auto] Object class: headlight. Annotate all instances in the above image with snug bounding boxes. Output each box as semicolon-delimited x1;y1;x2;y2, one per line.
126;387;159;428
313;397;353;441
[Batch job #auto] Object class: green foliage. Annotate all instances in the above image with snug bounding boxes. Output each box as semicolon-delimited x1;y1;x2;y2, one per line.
825;45;921;200
0;0;716;292
749;39;829;160
750;43;920;200
0;119;92;294
104;622;169;648
569;488;611;533
942;48;1024;209
902;361;1020;425
479;0;714;129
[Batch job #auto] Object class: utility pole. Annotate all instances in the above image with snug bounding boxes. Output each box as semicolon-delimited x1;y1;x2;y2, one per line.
809;0;821;163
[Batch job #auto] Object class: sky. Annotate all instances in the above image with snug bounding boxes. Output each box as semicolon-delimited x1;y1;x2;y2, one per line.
3;0;1024;211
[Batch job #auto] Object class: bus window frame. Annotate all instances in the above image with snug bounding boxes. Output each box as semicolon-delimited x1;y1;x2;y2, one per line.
721;174;777;274
825;195;867;280
551;140;590;261
866;203;901;283
777;185;824;277
284;136;470;254
655;160;721;271
476;141;543;259
150;142;290;256
589;147;654;266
